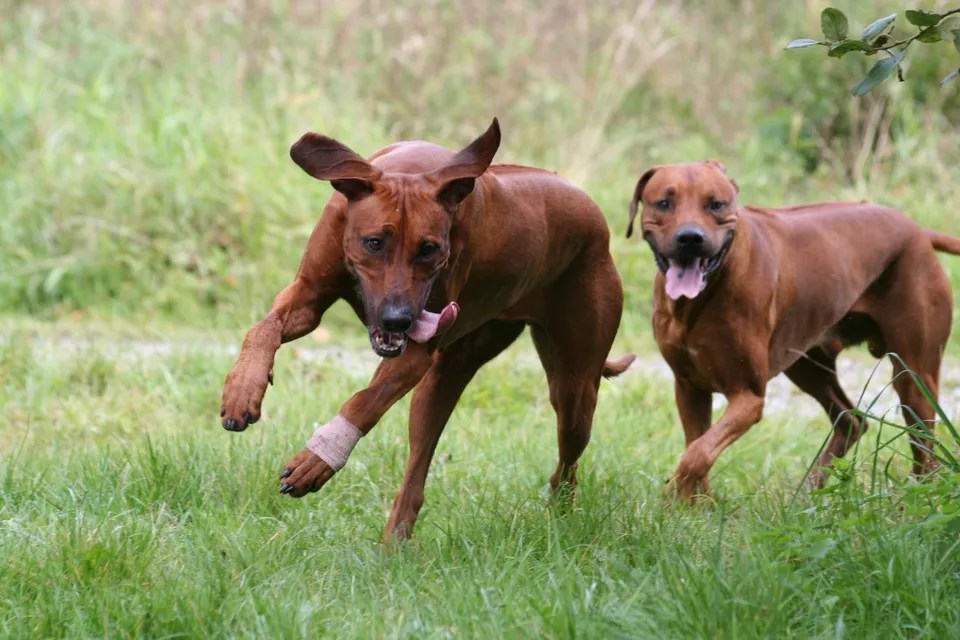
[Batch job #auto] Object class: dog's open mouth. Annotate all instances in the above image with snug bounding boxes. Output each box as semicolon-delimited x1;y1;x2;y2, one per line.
369;328;408;358
367;302;460;358
655;234;733;301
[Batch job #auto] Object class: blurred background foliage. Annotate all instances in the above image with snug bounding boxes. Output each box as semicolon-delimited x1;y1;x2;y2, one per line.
1;0;959;331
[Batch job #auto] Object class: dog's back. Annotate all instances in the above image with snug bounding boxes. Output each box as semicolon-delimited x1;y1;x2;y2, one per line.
369;142;611;299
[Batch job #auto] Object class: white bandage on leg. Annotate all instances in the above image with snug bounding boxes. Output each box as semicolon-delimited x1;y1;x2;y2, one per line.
305;415;363;471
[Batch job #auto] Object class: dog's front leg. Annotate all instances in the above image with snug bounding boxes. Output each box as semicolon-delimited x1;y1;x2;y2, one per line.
279;343;435;497
670;379;714;496
221;277;341;431
675;379;712;447
670;389;765;501
221;203;349;432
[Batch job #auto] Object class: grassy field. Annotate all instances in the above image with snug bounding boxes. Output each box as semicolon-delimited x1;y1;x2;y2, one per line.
3;322;960;637
4;0;960;637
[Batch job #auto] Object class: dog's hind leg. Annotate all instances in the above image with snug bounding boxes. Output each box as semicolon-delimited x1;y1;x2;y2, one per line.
883;314;947;478
532;325;601;498
383;320;526;542
530;250;624;499
874;245;951;477
784;346;866;488
889;358;943;477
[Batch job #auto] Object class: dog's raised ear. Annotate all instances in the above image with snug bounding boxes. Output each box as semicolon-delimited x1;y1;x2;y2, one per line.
290;133;383;201
627;167;658;239
429;118;501;212
703;159;739;193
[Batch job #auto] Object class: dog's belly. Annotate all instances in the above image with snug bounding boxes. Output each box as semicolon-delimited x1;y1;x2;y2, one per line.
766;277;884;376
767;312;847;376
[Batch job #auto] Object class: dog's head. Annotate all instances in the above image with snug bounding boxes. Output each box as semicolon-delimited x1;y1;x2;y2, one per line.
290;119;500;357
627;160;739;301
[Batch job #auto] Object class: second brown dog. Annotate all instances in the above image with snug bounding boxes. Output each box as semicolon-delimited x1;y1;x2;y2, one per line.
628;160;960;497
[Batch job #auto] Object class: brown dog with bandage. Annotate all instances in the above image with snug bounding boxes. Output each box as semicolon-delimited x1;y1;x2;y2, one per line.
627;160;960;498
220;119;633;540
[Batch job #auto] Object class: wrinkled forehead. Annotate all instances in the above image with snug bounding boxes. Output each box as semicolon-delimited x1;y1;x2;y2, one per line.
346;174;450;235
645;164;737;201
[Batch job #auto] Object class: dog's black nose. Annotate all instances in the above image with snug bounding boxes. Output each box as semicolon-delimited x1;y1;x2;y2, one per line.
675;227;706;248
380;304;414;333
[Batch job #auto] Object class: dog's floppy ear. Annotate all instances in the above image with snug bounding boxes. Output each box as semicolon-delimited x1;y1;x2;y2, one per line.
703;159;739;193
627;167;657;239
290;133;383;201
429;118;501;212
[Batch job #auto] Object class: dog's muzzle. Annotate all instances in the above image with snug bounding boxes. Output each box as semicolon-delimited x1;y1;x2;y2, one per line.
367;302;460;358
650;230;734;301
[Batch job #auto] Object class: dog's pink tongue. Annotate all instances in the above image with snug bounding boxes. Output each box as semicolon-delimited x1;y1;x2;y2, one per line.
406;302;460;343
665;260;704;300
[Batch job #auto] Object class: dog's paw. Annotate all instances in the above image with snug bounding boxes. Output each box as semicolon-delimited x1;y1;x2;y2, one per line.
279;449;336;497
663;473;711;505
547;464;579;512
807;466;829;491
220;366;272;431
912;459;942;482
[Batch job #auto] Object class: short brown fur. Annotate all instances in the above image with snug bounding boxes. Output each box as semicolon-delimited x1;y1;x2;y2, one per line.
629;161;959;497
221;120;632;540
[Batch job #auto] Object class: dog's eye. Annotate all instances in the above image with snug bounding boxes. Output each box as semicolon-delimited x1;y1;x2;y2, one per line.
654;198;671;211
708;200;727;212
417;242;440;259
363;237;384;254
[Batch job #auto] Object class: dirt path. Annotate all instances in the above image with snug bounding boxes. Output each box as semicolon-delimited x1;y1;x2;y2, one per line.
30;332;960;423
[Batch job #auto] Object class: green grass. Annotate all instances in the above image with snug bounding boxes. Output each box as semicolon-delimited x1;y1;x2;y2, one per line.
4;0;960;637
2;0;960;329
3;324;960;638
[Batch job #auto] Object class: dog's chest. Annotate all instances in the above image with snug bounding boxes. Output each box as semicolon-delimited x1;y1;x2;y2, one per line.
655;312;698;361
654;309;732;390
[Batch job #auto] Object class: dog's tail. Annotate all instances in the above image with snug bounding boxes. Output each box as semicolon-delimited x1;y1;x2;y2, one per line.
602;354;636;379
929;230;960;255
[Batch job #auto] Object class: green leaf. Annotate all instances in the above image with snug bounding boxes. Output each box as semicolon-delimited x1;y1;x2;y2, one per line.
955;29;960;53
828;39;877;58
851;52;904;96
941;69;960;86
935;15;960;33
862;13;896;41
918;30;942;43
785;38;820;49
821;8;849;41
905;9;941;27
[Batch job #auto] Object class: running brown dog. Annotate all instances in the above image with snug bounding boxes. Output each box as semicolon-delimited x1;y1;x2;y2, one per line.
220;119;633;540
627;160;960;497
